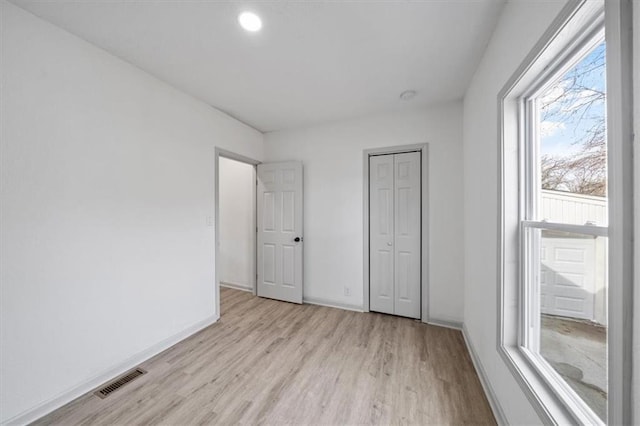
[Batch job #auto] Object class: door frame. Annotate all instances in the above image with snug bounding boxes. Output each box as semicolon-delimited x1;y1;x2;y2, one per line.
214;148;260;318
362;143;429;322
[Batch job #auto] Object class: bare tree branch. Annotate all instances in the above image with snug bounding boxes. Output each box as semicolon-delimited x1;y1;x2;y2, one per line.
539;42;606;197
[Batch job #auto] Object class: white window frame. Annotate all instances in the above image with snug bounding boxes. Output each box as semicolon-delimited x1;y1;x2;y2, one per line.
522;23;608;426
497;0;634;424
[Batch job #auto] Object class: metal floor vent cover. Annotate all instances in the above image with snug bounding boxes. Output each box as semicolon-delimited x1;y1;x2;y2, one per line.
94;368;147;399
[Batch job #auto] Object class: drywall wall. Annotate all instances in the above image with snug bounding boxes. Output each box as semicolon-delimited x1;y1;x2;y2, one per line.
264;103;464;323
0;2;263;422
462;0;569;423
219;157;255;290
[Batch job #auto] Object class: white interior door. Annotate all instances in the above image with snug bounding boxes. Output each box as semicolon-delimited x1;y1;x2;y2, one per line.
257;161;303;304
369;152;421;319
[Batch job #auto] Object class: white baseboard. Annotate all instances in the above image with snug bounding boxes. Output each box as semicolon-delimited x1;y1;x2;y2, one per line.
426;317;463;330
220;281;253;292
461;325;508;426
2;314;219;426
303;296;364;312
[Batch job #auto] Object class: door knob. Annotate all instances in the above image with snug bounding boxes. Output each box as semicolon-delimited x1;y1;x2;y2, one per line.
387;242;392;246
294;237;302;242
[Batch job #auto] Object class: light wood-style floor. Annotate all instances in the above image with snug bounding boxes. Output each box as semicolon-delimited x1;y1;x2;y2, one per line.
34;288;495;425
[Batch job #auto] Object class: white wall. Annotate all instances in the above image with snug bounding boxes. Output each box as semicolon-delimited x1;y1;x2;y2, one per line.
0;2;263;423
219;157;255;290
264;103;464;323
462;1;568;424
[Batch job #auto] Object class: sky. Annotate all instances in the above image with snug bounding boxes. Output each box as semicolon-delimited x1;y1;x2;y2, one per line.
539;42;606;157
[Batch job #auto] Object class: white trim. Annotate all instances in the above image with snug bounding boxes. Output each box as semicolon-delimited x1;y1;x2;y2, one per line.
520;345;606;423
604;1;634;423
522;22;605;102
495;0;634;424
1;314;219;426
220;281;253;292
522;220;609;237
426;318;463;331
462;325;508;426
500;345;578;422
214;147;260;319
362;143;430;322
303;296;364;313
517;13;607;359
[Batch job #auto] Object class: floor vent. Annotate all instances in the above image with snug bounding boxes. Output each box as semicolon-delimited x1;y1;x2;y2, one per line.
94;368;147;399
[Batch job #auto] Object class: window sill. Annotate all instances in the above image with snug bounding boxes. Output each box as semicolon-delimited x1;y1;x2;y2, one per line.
498;344;603;425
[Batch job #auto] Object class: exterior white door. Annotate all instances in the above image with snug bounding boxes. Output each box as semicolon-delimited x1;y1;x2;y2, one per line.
257;161;303;304
369;152;421;319
540;234;597;321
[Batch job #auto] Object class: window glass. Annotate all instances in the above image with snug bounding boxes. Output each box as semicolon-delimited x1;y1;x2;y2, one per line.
538;41;607;225
525;228;608;422
527;39;608;423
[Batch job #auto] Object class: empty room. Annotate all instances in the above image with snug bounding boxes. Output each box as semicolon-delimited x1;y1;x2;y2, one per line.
1;0;638;425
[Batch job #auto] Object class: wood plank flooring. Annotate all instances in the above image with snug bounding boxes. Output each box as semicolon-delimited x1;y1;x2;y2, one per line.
34;288;495;425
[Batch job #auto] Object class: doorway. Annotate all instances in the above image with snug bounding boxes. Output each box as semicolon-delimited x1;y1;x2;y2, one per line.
214;148;260;318
363;144;429;321
219;156;256;293
215;151;305;318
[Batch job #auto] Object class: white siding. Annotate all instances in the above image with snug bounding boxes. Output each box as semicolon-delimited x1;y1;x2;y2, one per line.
541;190;607;226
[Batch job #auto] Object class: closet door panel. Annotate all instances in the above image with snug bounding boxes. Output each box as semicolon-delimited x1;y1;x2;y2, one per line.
393;152;421;319
369;155;395;315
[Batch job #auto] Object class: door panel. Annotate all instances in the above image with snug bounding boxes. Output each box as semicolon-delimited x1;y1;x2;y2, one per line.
263;192;276;231
369;152;421;319
540;236;596;320
393;152;421;319
282;245;295;287
369;155;394;315
263;244;276;284
282;191;295;232
257;161;303;303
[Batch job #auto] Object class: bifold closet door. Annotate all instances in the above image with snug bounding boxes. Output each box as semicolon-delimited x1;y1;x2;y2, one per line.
369;152;421;319
370;154;395;315
393;152;421;319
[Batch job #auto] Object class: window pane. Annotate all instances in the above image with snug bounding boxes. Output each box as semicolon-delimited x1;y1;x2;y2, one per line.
526;226;608;422
538;41;607;225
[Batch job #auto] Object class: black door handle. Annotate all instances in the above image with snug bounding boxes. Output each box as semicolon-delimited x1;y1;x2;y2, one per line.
294;237;302;242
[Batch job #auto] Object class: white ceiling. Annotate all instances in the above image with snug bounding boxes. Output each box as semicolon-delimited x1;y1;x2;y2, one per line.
11;0;505;132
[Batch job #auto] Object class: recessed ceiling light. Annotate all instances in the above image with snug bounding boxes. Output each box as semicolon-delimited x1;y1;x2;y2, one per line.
399;90;417;100
238;11;262;32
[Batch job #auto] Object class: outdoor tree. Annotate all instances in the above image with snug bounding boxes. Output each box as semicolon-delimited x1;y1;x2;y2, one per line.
539;42;606;197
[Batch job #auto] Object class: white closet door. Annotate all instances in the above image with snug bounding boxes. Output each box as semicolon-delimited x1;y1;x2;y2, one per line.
393;152;421;319
257;161;303;304
369;155;395;315
369;152;421;319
